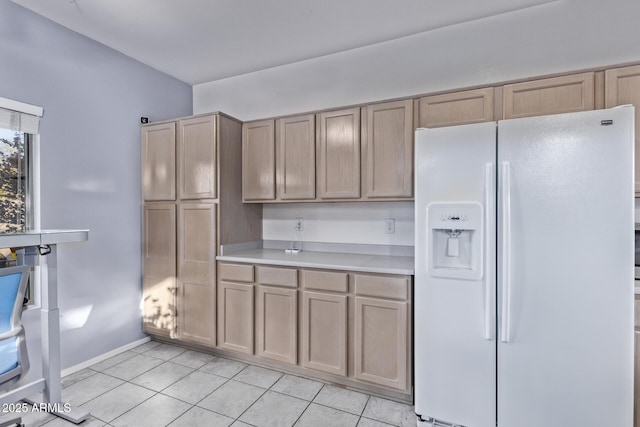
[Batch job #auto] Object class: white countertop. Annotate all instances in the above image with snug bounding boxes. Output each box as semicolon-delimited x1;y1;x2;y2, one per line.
217;248;415;275
0;229;89;247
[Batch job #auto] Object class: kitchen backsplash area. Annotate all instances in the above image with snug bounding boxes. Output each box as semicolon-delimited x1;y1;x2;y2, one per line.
262;201;414;246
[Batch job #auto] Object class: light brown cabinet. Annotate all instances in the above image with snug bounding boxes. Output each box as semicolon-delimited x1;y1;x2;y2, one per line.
276;114;316;200
217;280;255;354
354;296;408;390
142;203;176;336
243;105;413;202
177;202;216;346
256;266;298;364
142;122;176;201
418;87;494;128
362;100;413;199
257;286;298;364
213;263;412;399
352;273;410;391
605;65;640;195
502;72;595;119
301;290;348;376
317;108;361;199
142;113;261;349
242;120;276;201
177;116;216;200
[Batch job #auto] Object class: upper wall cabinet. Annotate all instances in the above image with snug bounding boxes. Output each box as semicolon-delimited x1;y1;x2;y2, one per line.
317;108;361;199
502;72;595;119
418;88;494;128
243;120;276;201
362;100;413;199
142;122;176;201
276;114;316;200
605;65;640;195
177;116;217;200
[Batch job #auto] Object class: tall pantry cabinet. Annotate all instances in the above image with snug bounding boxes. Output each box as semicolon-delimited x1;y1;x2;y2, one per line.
141;113;262;347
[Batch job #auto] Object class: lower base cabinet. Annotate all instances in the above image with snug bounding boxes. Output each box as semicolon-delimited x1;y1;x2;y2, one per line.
178;283;215;345
257;285;297;364
301;291;348;376
354;296;408;390
212;262;413;399
217;281;254;354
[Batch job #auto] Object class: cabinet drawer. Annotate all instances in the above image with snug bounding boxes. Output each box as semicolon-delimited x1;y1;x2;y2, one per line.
219;263;254;283
258;266;298;288
354;274;409;300
302;270;348;293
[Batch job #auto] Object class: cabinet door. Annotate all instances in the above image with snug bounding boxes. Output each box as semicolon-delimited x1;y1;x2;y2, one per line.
142;203;176;336
276;114;316;200
243;120;275;201
354;297;407;391
178;115;216;200
142;122;176;201
217;281;254;354
301;291;347;376
419;88;494;128
257;286;297;364
503;72;595;119
177;202;216;346
362;100;413;198
317;108;361;199
606;65;640;195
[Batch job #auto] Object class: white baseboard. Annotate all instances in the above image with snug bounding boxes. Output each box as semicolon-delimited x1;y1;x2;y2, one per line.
61;336;151;377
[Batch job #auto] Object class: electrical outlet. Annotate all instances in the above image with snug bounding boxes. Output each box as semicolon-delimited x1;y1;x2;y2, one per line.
385;218;395;234
294;218;304;231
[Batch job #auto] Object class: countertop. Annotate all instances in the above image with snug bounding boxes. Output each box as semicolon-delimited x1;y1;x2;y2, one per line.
0;229;89;247
216;248;415;275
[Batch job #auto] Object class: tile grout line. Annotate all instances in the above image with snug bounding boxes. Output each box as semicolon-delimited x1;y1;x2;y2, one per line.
230;383;270;425
67;340;411;427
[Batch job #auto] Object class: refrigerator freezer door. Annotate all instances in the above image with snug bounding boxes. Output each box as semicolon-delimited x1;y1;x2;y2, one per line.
415;123;497;427
497;107;635;426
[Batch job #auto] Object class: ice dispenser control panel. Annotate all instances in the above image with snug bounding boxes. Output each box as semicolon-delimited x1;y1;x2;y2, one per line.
427;202;483;280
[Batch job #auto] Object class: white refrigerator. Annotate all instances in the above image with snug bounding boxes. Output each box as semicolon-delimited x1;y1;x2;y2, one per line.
414;106;635;427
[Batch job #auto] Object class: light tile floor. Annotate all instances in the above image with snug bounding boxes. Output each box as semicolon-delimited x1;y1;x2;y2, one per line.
0;340;415;427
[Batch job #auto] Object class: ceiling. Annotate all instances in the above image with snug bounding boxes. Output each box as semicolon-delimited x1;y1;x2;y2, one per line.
11;0;555;85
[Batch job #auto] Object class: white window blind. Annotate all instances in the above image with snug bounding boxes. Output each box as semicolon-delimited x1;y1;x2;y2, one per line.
0;96;43;134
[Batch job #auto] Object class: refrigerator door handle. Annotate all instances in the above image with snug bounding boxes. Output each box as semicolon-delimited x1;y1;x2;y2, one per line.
500;161;512;343
484;162;495;341
500;162;511;343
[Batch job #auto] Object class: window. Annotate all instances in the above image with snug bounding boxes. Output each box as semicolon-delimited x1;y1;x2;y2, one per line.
0;128;28;232
0;97;43;306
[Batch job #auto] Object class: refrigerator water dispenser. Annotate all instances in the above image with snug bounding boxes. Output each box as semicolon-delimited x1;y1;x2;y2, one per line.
427;202;483;280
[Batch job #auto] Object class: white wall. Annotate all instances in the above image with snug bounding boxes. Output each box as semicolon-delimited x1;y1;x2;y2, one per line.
193;0;640;121
263;202;414;246
0;0;192;371
194;0;640;245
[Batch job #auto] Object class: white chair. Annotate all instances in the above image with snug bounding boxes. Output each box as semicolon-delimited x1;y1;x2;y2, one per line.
0;266;30;427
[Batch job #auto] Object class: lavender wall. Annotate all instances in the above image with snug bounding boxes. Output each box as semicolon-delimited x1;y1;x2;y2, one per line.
0;0;192;370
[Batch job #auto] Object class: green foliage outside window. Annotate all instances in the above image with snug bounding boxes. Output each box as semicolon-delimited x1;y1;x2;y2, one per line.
0;129;26;233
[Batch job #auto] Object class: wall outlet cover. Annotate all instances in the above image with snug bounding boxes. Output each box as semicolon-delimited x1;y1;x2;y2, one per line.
385;218;395;234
